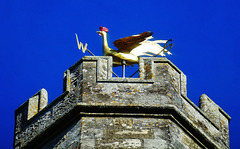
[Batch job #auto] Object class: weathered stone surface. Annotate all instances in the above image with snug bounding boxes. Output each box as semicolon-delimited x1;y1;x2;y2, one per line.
199;94;231;147
14;56;231;149
14;88;48;137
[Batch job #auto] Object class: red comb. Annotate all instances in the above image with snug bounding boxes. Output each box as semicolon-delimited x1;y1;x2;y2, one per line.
100;26;109;32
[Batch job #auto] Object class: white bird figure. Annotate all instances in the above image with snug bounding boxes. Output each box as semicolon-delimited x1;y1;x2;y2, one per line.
97;26;172;66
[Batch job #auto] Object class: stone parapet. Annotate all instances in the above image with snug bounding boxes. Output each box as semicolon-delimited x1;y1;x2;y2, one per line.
14;56;230;149
14;88;48;137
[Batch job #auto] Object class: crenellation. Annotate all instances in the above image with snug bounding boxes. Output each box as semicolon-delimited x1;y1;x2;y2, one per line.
14;88;48;137
14;56;230;149
199;94;231;147
199;94;231;129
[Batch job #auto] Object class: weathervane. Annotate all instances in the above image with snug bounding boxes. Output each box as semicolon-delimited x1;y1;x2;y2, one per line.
75;26;173;77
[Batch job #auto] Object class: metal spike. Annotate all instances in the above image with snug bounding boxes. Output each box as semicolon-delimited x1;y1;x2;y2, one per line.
122;60;126;78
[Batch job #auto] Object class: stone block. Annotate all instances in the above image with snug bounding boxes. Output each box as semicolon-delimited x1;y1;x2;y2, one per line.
14;88;48;135
14;56;230;149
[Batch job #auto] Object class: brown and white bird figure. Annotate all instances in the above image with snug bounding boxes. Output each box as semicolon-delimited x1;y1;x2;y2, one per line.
97;26;172;66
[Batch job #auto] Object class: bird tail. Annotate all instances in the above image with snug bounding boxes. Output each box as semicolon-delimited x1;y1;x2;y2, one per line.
130;39;172;57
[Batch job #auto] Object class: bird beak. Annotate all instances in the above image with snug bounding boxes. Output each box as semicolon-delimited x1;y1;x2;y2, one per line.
96;31;102;36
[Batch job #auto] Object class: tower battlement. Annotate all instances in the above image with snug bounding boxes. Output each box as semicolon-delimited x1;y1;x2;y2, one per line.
14;56;230;148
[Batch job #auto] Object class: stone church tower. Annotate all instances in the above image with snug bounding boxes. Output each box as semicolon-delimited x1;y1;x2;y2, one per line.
14;56;230;148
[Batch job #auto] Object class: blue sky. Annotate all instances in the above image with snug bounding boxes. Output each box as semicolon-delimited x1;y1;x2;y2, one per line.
1;0;240;148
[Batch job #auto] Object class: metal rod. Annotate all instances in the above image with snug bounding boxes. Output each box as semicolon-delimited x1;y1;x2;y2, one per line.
86;49;95;56
112;71;119;77
129;70;139;78
122;60;126;78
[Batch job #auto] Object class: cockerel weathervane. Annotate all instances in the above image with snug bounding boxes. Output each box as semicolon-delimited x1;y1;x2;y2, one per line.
75;26;173;77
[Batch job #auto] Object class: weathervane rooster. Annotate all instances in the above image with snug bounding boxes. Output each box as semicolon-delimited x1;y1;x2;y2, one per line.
96;26;173;66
